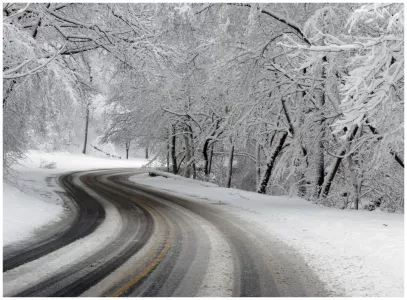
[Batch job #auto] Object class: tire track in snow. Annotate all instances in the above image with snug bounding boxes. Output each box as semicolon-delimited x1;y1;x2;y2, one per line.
93;173;234;297
3;172;123;296
3;173;105;272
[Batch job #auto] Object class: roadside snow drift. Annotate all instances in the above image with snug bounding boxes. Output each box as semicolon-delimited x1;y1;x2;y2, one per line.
3;183;64;245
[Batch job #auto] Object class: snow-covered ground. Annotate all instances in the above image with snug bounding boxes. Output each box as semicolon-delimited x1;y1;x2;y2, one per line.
3;150;147;246
3;183;64;246
18;150;147;172
130;172;404;297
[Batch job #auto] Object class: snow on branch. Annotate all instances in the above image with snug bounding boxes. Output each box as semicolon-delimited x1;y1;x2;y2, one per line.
230;3;312;45
3;44;66;79
279;36;402;52
160;106;202;131
3;3;31;21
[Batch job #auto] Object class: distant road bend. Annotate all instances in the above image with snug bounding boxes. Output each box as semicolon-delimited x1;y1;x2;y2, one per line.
3;169;329;297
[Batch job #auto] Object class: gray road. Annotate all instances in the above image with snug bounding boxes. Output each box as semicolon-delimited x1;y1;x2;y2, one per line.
4;169;329;297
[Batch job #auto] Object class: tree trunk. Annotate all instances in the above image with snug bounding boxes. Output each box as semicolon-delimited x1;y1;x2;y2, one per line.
314;137;325;198
256;142;261;188
166;141;170;172
347;155;359;210
320;125;359;199
125;141;130;159
203;121;220;177
177;154;186;171
192;161;196;179
296;71;308;198
314;56;327;198
82;103;90;155
296;146;308;197
183;130;191;178
187;124;196;177
203;138;210;176
226;144;234;188
171;125;177;174
319;149;343;200
258;131;288;194
208;142;214;175
3;79;17;107
145;147;149;159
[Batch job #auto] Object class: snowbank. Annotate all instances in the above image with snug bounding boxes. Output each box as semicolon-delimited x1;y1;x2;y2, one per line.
3;150;147;246
3;183;64;245
130;172;404;297
147;170;218;187
22;150;147;172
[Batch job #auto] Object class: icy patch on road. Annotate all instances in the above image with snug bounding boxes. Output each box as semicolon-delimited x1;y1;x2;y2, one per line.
130;172;404;297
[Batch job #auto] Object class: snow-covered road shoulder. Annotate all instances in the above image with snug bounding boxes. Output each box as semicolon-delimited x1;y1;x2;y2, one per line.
3;182;64;246
129;172;404;297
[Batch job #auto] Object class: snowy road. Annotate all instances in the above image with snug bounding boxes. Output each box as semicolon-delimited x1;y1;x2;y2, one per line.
3;170;328;297
3;173;105;272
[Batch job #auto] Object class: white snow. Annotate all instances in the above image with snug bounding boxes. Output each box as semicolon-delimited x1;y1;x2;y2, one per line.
3;183;64;245
129;172;404;297
20;150;147;172
3;150;147;247
148;170;218;187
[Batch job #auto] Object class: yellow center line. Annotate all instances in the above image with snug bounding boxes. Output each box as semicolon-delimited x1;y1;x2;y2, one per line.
108;229;174;297
97;182;174;297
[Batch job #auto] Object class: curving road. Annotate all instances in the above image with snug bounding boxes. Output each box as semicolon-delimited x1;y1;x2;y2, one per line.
3;169;329;297
3;173;105;272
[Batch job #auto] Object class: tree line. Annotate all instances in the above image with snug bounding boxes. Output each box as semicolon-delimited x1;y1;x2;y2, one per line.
3;3;404;212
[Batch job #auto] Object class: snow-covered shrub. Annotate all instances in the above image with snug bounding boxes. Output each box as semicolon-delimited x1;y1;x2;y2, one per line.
39;160;57;169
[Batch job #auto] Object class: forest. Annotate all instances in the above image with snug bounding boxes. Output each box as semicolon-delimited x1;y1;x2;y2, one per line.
3;3;404;212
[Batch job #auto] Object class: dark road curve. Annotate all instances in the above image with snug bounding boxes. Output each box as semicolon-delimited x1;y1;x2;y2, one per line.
5;169;329;297
13;171;155;297
3;173;106;272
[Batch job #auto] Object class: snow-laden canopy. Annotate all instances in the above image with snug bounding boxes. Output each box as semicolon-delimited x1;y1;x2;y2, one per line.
3;3;404;212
